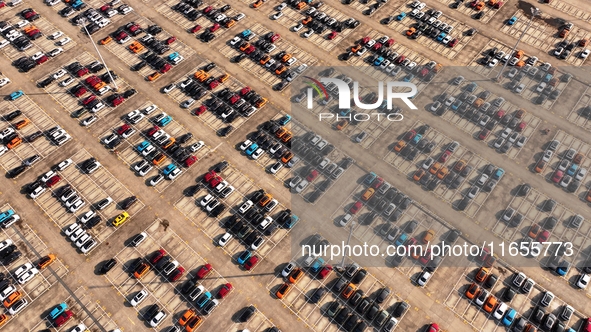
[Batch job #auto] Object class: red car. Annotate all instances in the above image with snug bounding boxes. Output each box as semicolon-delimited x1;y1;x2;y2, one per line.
428;323;440;332
448;39;458;47
270;33;280;43
202;5;213;13
0;2;5;8
349;201;363;214
166;36;176;44
194;105;207;115
169;266;185;281
244;45;255;54
54;310;73;327
327;31;337;40
117;124;130;135
148;125;160;136
361;36;370;44
36;55;48;65
184;155;197;167
385;39;395;47
517;121;527;132
318;265;333;279
150;249;166;264
244;256;259;270
196;263;212;279
209;176;222;188
100;4;111;11
537;230;550;242
111;96;124;107
229;94;240;104
371;177;384;189
419;249;431;265
46;175;61;187
76;68;89;77
160;63;172;73
478;129;490;140
372;43;382;51
74;86;87;97
203;170;217;183
438;151;451;163
209;23;220;32
403;130;416;141
217;283;233;298
585;318;591;332
82;95;96;105
190;25;202;33
209;80;219;90
240;86;251;96
115;31;128;41
552;170;563;183
405;238;418;254
306;169;319;182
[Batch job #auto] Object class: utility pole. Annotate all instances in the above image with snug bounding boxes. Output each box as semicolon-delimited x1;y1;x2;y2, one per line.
338;220;355;269
79;18;119;91
495;7;540;82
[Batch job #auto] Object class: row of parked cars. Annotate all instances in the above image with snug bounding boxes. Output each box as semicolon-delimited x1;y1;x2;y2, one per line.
534;140;588;196
46;302;87;330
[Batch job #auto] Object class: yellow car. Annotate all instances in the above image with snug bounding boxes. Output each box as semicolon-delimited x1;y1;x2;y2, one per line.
112;212;129;227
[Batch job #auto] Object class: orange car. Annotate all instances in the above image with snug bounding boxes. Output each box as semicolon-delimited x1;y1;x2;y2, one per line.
573;153;584;164
14;118;30;129
302;16;312;25
474;267;489;282
7;137;21;149
225;19;236;28
37;254;56;269
94;81;107;90
429;162;442;175
256;97;268;108
240;42;251;52
534;160;546;173
218;73;230;82
194;70;206;79
454;160;467;172
276;127;287;138
528;224;541;238
394;140;406;152
465;282;480;299
422;229;435;244
179;309;196;326
281;152;293;163
475;1;484;10
100;36;112;45
0;314;7;327
289;268;304;283
281;53;292;63
133;262;150;279
128;41;144;53
252;0;264;8
483;295;497;313
3;291;22;308
413;169;425;181
276;283;291;299
260;55;271;65
185;315;203;332
281;132;292;143
436;167;449;180
147;72;161;81
152;153;166;165
259;194;272;207
351;44;361;53
335;119;349;130
197;72;210;83
296;1;307;9
341;283;357;299
275;65;286;75
406;27;416;36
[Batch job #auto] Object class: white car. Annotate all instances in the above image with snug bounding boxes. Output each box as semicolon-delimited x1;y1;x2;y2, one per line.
29;186;46;199
71;323;87;332
70;199;86;213
56;37;72;46
53;69;67;79
581;49;590;59
0;146;6;157
75;234;91;247
200;194;214;207
0;40;9;49
238;200;253;214
340;214;352;226
64;223;80;236
150;311;167;327
81;116;97;127
60;77;75;87
143;104;157;114
130;289;148;307
8;298;27;315
141;145;155;156
0;285;15;301
90;102;105;113
240;140;252;151
417;271;431;286
46;0;60;5
119;5;133;14
40;170;56;182
79;210;96;223
167;168;182;180
190;141;204;152
2;214;20;228
251;148;264;159
295;180;309;193
48;31;63;40
493;302;507;320
0;78;10;87
14;262;33;278
17;268;39;284
219;232;232;246
577;274;590;289
271;12;283;19
56;158;73;171
293;23;304;32
14;20;29;28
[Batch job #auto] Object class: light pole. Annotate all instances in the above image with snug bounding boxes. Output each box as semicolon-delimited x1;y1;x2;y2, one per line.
338;220;355;269
79;18;118;91
494;7;540;81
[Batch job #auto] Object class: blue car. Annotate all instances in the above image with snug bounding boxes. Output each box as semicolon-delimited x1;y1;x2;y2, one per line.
411;134;422;145
395;233;408;246
339;108;351;116
49;302;68;320
162;163;177;176
310;257;325;273
245;143;259;156
437;32;446;41
196;292;211;308
374;56;384;66
167;52;179;61
8;90;23;101
159;115;172;127
285;214;299;229
378;100;388;110
567;164;578;176
136;141;150;152
237;250;252;265
451;100;463;110
396;12;406;20
502;308;516;326
0;210;14;224
72;0;85;9
543;73;553;82
278;115;291;125
403;74;415;82
241;29;251;38
556;262;569;276
466;82;478;92
492;168;505;180
507;16;517;25
364;172;377;185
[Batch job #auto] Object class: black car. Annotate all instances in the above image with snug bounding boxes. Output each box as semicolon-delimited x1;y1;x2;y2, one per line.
121;196;137;209
0;245;16;259
85;216;102;229
239;306;256;322
123;89;137;98
375;287;390;303
100;258;117;274
352;269;367;284
144;304;160;320
309;287;325;303
2;251;21;266
38;77;55;88
218;125;233;136
335;307;350;324
8;165;27;178
393;301;409;317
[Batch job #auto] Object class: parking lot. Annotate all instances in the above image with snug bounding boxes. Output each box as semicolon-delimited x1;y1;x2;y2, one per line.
499;10;590;67
174;164;294;271
31;149;144;255
226;304;277;332
267;2;360;52
0;13;77;63
0;203;69;329
105;219;231;330
434;76;541;160
567;85;591;132
40;51;135;126
267;253;409;331
101;15;197;80
27;286;121;331
433;0;502;23
468;40;572;110
385;2;476;59
166;63;264;135
100;101;211;193
0;93;71;177
219;22;318;87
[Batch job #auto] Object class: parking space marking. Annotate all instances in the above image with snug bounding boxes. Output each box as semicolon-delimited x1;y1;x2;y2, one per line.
29;149;144;255
104;219;230;329
434;0;502;23
226;305;276;332
385;2;476;59
567;85;591;132
546;0;591;24
468;39;572;110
